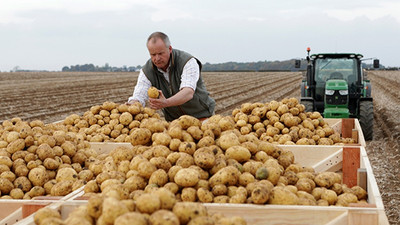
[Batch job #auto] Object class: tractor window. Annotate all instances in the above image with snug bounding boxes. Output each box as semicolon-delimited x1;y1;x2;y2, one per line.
315;58;357;83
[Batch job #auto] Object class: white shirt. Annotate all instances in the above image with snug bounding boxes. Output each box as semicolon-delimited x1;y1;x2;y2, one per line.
128;57;200;106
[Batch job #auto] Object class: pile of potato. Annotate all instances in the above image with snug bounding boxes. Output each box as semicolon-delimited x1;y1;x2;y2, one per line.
230;98;355;145
63;98;355;146
81;112;367;207
34;188;246;225
63;101;165;143
0;117;99;199
0;98;363;207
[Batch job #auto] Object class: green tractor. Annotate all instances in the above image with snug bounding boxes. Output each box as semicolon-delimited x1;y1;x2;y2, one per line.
295;48;379;140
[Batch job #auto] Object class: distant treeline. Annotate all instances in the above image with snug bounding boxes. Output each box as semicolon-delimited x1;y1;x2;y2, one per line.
61;60;308;72
59;60;392;72
61;63;142;72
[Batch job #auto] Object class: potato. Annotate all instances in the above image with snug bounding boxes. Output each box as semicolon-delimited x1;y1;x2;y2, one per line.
130;128;152;146
177;115;201;130
114;212;148;225
84;194;103;219
181;187;197;202
84;180;99;193
111;146;134;163
28;167;49;187
187;126;203;140
6;139;25;154
173;202;208;225
178;141;196;155
225;146;251;163
0;178;14;195
1;171;16;182
209;166;240;187
43;158;60;170
101;197;130;224
201;122;221;138
39;217;64;225
51;180;73;196
136;193;161;214
217;132;240;150
255;167;269;180
243;161;263;176
311;187;325;200
336;192;358;206
0;156;13;168
268;187;299;205
197;187;214;203
229;192;247;203
295;178;315;193
34;207;61;225
193;147;216;169
118;112;133;126
351;185;367;200
187;216;216;225
150;209;180;225
149;169;168;187
214;195;230;203
321;189;338;205
153;188;176;210
56;167;78;182
314;172;338;188
137;161;157;179
148;86;160;98
251;185;270;204
266;166;281;185
174;168;200;187
175;152;195;168
317;199;330;206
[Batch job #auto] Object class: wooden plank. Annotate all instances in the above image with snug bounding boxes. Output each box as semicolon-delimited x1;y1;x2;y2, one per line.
325;212;348;225
0;186;85;224
312;149;343;173
357;168;368;191
279;145;343;172
341;118;355;138
352;129;359;143
343;147;360;187
348;210;379;225
354;119;366;147
1;208;22;225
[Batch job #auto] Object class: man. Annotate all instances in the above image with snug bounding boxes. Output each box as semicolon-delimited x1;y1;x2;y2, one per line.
127;32;215;121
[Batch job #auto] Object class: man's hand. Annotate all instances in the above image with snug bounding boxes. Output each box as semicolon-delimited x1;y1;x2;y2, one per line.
149;90;168;110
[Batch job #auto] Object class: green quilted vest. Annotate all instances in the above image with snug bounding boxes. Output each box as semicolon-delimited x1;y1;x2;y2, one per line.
142;49;215;121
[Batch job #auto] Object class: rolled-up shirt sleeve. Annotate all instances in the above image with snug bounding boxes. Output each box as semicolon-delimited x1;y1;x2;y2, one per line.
180;58;200;91
128;69;151;106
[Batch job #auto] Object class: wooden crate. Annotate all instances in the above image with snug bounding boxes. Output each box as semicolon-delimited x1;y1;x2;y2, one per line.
324;118;366;147
14;144;389;225
4;119;378;225
0;186;84;225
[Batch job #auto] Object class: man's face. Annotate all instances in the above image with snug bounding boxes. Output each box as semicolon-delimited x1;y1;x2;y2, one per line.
147;38;172;71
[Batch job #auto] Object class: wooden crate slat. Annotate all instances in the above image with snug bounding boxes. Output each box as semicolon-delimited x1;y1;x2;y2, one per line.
343;147;361;187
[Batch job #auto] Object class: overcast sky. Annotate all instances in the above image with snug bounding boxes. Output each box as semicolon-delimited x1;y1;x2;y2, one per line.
1;0;399;71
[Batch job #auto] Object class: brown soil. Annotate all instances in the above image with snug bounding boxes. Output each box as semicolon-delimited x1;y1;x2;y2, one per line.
0;71;398;224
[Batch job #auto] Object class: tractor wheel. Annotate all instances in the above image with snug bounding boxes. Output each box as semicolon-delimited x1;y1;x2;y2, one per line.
359;101;374;141
301;101;314;112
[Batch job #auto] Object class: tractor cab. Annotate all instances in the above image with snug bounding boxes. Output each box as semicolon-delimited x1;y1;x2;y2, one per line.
312;54;362;118
295;48;379;140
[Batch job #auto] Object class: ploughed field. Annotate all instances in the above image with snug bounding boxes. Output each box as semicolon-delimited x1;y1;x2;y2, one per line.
0;71;399;224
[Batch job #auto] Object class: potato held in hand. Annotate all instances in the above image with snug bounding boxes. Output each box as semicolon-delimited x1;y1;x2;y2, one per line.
148;87;160;99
